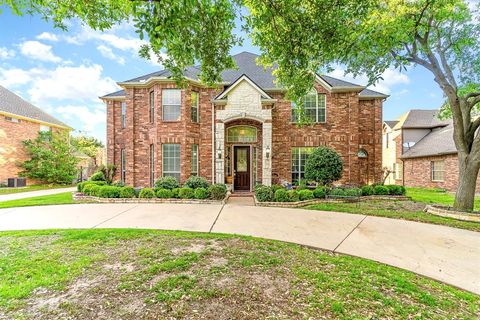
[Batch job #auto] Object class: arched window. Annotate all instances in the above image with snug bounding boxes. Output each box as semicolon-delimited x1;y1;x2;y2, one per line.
226;126;257;143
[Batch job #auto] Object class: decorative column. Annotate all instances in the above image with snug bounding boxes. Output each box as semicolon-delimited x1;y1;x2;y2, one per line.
262;122;272;186
215;122;225;184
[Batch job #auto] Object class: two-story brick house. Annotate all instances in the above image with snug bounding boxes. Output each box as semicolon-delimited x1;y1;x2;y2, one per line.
101;52;387;191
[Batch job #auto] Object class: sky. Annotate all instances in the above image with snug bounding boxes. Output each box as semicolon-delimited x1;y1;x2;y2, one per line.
0;7;449;143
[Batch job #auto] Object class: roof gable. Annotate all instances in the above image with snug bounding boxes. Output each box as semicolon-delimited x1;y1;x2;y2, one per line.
215;74;273;100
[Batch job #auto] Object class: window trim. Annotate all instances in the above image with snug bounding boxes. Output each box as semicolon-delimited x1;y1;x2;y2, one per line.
226;125;257;143
191;91;199;123
121;148;126;183
162;89;182;122
149;91;155;123
5;116;20;123
121;101;127;129
291;147;314;183
431;160;445;182
191;144;199;176
162;143;181;181
150;144;155;187
291;89;327;123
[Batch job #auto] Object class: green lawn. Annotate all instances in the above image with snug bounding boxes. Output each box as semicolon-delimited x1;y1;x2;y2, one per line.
0;192;74;209
406;187;480;209
0;184;72;195
1;229;478;319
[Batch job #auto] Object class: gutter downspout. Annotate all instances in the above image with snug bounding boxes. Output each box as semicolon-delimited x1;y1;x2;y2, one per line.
211;102;215;184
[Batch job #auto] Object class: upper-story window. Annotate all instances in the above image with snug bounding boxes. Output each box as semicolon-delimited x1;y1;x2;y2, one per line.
162;89;181;121
149;91;155;123
5;116;20;123
39;124;51;132
291;90;326;123
191;91;199;123
121;102;126;128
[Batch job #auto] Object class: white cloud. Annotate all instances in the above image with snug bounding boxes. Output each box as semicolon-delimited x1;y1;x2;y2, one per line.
0;67;43;87
328;67;410;94
36;32;59;42
96;45;125;65
56;104;105;133
19;40;62;63
0;47;15;59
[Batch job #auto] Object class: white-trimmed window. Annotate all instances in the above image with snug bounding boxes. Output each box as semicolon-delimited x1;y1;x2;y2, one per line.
191;144;198;176
292;90;326;123
191;91;199;123
431;161;445;182
121;148;126;183
5;116;20;123
39;125;51;132
121;102;126;128
149;91;155;123
227;126;257;143
162;89;181;121
150;144;155;187
291;147;314;183
393;162;403;180
163;144;180;181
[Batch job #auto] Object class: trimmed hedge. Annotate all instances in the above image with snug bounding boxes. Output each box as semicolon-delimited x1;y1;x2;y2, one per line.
171;188;181;199
179;187;195;199
255;185;273;202
96;186;122;198
271;184;284;194
287;190;299;202
183;176;209;189
298;189;314;201
373;185;389;195
77;181;106;192
208;184;227;200
387;184;406;195
156;188;173;199
119;186;135;198
89;171;106;181
274;189;289;202
330;188;346;196
139;188;155;198
313;187;327;199
344;188;362;197
194;187;209;199
361;185;374;196
154;176;179;190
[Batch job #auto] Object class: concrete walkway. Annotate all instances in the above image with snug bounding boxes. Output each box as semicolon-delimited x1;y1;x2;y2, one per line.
0;187;76;202
0;199;479;295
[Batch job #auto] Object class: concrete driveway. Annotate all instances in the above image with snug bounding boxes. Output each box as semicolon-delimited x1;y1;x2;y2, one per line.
0;200;479;295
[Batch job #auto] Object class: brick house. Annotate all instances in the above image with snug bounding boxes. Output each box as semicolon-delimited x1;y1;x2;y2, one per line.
101;52;387;191
0;85;71;184
383;109;478;191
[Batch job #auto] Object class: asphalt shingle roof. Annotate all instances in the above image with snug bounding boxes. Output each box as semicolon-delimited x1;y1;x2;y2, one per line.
0;85;69;128
402;109;450;129
359;88;389;98
384;120;399;128
401;121;457;158
102;89;126;98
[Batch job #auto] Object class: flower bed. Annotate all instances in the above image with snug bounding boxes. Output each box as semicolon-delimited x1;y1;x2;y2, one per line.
73;192;228;204
254;194;410;207
424;205;480;223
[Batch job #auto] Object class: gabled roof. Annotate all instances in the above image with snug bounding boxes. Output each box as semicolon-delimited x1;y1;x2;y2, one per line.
400;109;449;129
0;85;70;128
101;89;126;99
215;74;273;100
384;120;399;129
359;88;389;99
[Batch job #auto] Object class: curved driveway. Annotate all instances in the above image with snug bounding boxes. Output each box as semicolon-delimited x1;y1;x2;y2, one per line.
0;199;479;295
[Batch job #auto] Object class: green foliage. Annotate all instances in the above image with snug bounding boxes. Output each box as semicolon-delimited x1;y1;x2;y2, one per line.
373;185;389;196
270;184;284;194
304;147;343;185
387;185;406;196
139;188;156;199
96;164;116;185
83;184;102;197
286;190;299;202
178;187;195;199
194;187;209;200
19;131;79;184
96;186;122;198
119;186;135;198
296;180;308;191
77;181;107;192
255;185;273;202
274;189;289;202
361;185;374;196
89;171;105;182
156;188;173;199
183;176;210;189
70;135;104;165
155;176;179;190
112;180;125;187
313;187;327;199
208;184;227;200
330;188;346;197
298;189;314;201
171;188;181;199
344;188;362;197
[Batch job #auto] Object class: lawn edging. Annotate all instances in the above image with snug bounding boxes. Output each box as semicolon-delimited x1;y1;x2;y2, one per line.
73;192;229;205
254;195;410;207
425;205;480;223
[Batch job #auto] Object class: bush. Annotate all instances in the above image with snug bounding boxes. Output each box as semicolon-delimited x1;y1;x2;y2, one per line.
373;185;389;195
330;188;346;197
271;184;284;194
83;184;102;196
139;188;155;198
95;164;116;184
344;188;362;197
387;184;406;195
112;180;125;187
154;176;179;190
313;187;327;199
178;187;195;199
361;185;374;196
96;186;122;198
77;181;106;192
255;185;273;202
274;189;289;202
304;147;343;185
89;171;105;182
208;184;227;200
183;176;209;189
156;188;173;199
296;180;308;191
298;189;314;201
171;188;181;198
287;190;299;202
119;186;135;198
194;187;209;199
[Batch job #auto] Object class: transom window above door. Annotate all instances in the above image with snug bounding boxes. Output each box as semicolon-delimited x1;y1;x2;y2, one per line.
227;126;257;143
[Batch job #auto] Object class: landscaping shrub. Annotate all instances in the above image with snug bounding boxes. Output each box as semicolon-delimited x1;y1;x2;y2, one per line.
271;184;284;194
82;184;96;195
154;176;179;190
156;188;173;199
112;180;125;187
89;171;105;182
208;184;227;200
134;187;142;197
361;185;374;196
171;188;181;198
304;147;343;185
274;189;289;202
255;185;273;202
179;187;195;199
330;188;346;197
313;187;327;199
96;186;122;198
373;185;389;195
296;180;308;191
194;187;209;199
96;164;116;184
183;176;209;189
139;188;155;198
77;181;107;192
298;189;314;201
84;184;102;197
387;185;406;196
119;186;135;198
287;190;299;202
344;188;362;197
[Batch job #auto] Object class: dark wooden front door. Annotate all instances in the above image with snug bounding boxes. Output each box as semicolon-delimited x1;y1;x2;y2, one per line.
234;146;250;191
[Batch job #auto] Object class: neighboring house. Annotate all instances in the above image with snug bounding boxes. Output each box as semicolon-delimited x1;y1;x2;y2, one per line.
383;109;472;191
101;52;388;191
0;85;71;184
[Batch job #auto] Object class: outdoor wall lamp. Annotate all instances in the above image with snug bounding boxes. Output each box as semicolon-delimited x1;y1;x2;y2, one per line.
265;145;271;159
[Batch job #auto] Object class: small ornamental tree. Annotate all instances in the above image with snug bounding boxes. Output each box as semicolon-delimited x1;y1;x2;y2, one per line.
19;131;78;184
304;147;343;186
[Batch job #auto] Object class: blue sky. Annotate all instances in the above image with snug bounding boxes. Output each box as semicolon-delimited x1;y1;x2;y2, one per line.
0;7;446;142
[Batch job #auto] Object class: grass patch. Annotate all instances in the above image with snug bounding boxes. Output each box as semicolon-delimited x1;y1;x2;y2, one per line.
0;229;478;319
0;192;74;209
0;184;71;195
407;187;480;210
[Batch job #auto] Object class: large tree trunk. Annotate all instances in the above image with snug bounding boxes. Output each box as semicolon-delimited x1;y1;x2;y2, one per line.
454;152;480;211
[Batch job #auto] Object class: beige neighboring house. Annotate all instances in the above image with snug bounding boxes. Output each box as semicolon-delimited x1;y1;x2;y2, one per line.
0;85;72;185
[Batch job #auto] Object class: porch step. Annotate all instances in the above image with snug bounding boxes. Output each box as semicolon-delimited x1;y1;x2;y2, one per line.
229;192;254;198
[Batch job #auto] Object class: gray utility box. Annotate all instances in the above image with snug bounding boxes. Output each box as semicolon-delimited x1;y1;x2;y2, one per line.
7;178;27;188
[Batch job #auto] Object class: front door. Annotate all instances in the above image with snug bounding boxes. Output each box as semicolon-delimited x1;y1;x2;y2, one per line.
234;146;250;191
